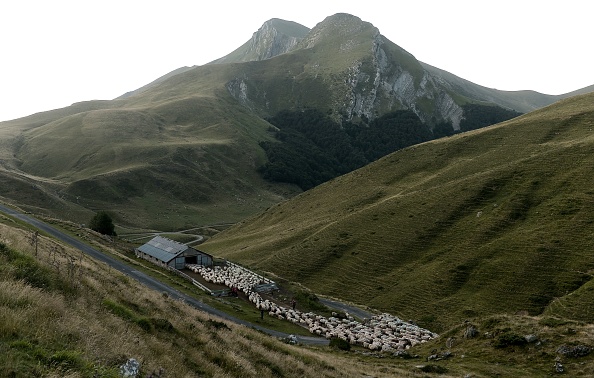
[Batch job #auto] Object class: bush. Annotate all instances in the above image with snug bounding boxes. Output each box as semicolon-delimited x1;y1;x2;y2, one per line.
13;254;54;290
294;290;328;313
419;364;448;374
493;333;528;348
206;319;230;331
134;317;153;332
89;211;116;236
151;318;175;333
0;242;57;291
539;317;569;328
329;338;351;351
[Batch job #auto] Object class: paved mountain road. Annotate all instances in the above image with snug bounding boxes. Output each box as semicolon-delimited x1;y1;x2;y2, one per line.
319;298;374;320
0;204;328;346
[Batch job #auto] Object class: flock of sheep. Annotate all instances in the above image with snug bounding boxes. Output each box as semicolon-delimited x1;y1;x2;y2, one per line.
186;263;438;351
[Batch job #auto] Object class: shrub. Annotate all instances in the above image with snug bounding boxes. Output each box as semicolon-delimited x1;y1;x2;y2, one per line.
0;242;56;291
89;211;116;236
419;364;448;374
206;319;230;331
294;290;328;313
134;317;153;332
151;318;175;333
493;333;528;348
13;255;53;290
329;338;351;351
481;317;502;330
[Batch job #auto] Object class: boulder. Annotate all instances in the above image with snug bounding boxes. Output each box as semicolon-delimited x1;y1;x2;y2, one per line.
446;337;456;348
120;358;140;378
463;325;478;339
556;344;592;358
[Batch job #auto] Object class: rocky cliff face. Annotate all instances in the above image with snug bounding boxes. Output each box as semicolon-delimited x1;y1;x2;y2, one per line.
211;19;309;64
247;20;305;61
342;30;465;129
314;15;463;129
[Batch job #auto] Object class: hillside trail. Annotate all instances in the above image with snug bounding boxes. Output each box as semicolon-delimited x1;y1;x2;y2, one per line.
119;223;235;245
0;164;63;185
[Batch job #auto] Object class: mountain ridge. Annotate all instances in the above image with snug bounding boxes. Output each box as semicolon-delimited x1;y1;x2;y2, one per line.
217;13;589;129
0;12;592;231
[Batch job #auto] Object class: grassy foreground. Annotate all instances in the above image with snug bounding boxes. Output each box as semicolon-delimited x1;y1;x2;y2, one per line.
0;214;438;377
3;213;594;376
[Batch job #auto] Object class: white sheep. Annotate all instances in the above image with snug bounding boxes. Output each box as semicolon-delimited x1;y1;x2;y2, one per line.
186;263;438;351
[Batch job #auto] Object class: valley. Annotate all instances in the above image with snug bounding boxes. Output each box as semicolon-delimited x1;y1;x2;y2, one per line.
0;10;593;377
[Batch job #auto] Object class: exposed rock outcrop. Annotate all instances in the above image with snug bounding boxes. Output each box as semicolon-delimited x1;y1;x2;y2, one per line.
211;18;309;64
341;29;465;128
556;344;592;358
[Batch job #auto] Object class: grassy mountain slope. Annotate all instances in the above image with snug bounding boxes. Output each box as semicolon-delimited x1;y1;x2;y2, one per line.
420;62;560;113
201;92;594;332
117;66;196;99
0;15;425;231
1;63;300;230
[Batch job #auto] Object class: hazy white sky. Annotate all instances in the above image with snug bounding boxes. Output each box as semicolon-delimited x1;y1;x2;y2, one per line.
1;0;592;122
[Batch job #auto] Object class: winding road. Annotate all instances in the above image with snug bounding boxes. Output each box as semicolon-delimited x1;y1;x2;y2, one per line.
0;203;328;345
319;298;374;320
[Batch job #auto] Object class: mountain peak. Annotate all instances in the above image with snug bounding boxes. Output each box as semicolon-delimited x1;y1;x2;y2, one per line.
324;12;364;23
261;18;310;38
299;13;377;49
210;18;309;64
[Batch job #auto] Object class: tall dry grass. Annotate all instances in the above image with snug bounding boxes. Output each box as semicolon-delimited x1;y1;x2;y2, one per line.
0;221;428;377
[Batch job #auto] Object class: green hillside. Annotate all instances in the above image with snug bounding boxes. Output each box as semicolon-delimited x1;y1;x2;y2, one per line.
201;92;594;333
1;64;301;230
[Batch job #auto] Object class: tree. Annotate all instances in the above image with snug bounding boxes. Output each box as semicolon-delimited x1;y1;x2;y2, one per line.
89;211;116;236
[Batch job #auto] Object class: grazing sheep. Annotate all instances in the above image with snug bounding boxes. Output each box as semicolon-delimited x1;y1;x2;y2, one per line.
186;263;438;351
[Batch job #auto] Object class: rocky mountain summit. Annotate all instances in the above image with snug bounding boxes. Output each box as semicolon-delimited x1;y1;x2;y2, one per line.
219;13;567;130
210;18;310;64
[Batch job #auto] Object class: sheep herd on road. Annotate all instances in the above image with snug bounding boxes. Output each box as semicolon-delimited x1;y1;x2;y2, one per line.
186;263;438;351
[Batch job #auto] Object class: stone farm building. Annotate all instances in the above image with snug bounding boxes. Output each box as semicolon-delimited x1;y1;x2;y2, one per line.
135;235;213;269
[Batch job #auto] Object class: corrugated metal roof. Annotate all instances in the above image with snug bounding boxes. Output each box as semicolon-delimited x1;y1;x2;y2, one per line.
137;236;188;263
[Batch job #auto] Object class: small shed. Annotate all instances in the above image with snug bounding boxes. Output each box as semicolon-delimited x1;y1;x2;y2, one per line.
135;236;213;269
